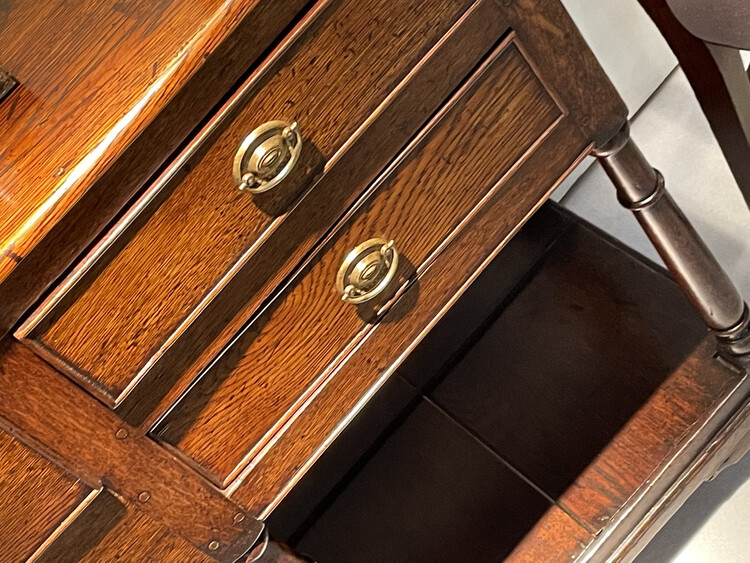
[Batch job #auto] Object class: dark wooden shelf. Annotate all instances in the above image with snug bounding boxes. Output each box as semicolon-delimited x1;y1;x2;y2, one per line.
269;203;750;562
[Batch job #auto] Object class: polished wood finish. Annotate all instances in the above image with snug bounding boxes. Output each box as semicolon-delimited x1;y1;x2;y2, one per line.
33;490;212;563
155;38;565;485
594;124;750;354
578;342;748;560
0;0;308;334
286;208;749;562
229;124;605;516
119;0;524;430
505;506;593;563
8;0;728;559
18;469;317;562
267;204;573;542
20;0;491;413
435;221;705;498
429;216;750;561
595;366;750;560
0;339;262;561
0;429;91;563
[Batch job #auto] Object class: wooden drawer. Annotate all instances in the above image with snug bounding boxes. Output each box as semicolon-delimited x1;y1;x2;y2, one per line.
153;36;566;486
0;0;309;335
17;0;509;422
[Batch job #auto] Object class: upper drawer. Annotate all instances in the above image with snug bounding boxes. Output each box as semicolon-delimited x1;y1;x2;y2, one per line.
17;0;499;412
0;0;309;336
153;37;566;486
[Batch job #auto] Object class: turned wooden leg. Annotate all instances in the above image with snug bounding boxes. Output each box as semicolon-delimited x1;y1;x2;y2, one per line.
242;525;317;562
593;124;750;359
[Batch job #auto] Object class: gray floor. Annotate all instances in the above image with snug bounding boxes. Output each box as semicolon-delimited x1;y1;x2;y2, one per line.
559;67;750;563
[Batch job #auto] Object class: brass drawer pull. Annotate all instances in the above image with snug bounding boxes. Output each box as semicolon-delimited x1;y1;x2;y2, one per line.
233;120;302;193
336;238;399;304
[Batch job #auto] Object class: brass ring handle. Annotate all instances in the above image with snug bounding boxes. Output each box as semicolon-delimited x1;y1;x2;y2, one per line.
233;120;302;194
336;238;399;305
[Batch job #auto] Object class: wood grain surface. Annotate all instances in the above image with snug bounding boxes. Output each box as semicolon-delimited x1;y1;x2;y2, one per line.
577;338;747;560
0;429;90;563
0;0;635;557
588;359;750;560
415;216;748;560
4;0;728;559
505;506;593;563
151;0;626;518
228;119;595;517
154;39;563;485
276;208;747;563
117;0;515;429
21;0;480;408
33;489;212;563
0;0;308;334
561;343;738;533
0;339;262;562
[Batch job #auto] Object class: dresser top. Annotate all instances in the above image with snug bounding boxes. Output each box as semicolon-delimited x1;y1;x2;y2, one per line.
0;0;270;284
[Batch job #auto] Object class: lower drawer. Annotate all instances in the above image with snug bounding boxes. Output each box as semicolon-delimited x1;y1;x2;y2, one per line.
153;35;567;485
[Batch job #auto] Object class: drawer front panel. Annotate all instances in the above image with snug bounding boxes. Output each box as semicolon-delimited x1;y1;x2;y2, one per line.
0;429;91;561
154;38;565;485
19;0;478;407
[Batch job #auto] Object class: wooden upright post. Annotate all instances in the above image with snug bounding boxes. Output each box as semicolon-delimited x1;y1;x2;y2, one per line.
594;124;750;358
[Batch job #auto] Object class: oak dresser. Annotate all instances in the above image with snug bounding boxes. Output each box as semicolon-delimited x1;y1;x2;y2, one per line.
1;1;748;561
